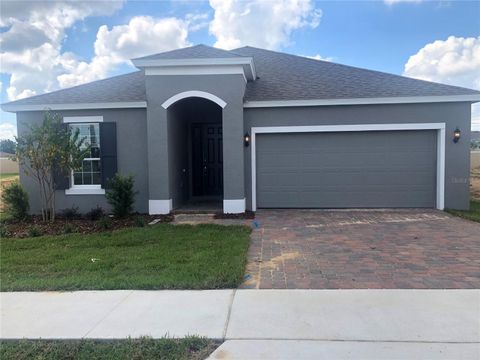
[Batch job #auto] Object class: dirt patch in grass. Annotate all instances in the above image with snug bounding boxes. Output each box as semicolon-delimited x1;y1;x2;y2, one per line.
1;214;173;238
0;337;220;360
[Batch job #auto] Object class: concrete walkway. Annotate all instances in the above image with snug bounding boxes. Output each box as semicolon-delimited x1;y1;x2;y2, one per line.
1;290;479;359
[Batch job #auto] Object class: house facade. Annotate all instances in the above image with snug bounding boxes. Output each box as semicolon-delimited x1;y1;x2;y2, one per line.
2;45;479;214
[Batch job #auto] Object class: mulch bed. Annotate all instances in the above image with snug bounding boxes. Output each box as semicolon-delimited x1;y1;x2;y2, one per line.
214;210;255;220
1;214;173;238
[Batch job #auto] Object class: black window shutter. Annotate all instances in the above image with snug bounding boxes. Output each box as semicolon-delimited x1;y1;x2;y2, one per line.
54;123;70;190
100;122;117;189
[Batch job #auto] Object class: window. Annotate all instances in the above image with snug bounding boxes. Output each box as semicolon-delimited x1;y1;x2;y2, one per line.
70;123;101;187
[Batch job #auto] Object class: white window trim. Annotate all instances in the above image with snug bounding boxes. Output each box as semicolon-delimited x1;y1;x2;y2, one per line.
64;119;104;195
250;123;446;211
63;116;103;123
162;90;227;109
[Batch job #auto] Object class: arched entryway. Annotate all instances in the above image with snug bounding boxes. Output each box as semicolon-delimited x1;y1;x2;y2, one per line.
165;95;224;211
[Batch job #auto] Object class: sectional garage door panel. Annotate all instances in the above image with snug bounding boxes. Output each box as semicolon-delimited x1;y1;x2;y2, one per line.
256;130;437;208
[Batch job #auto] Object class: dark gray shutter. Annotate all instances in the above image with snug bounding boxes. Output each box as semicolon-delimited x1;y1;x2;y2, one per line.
54;123;70;190
100;122;117;189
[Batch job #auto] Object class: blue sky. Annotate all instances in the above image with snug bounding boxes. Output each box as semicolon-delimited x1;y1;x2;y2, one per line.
1;0;479;139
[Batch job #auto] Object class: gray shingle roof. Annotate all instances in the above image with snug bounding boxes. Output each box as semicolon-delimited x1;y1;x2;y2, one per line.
2;44;478;110
233;46;479;101
133;44;245;61
3;71;145;106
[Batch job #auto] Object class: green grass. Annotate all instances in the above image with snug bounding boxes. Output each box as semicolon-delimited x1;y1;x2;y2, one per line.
446;200;480;223
0;337;218;360
0;224;251;291
0;173;18;179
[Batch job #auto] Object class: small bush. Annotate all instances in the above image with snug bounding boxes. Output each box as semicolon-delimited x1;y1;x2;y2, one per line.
97;216;112;230
0;224;8;238
134;216;146;227
63;223;75;234
85;206;104;221
105;174;137;218
1;182;29;220
59;206;79;220
28;226;42;237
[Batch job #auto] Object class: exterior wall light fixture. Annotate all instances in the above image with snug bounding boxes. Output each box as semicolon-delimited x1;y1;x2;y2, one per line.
453;128;461;143
244;132;250;147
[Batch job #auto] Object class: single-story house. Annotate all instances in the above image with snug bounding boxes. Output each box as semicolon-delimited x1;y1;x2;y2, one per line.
2;45;480;214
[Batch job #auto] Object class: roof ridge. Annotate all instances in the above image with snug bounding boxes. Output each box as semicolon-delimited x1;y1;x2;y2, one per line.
234;46;480;94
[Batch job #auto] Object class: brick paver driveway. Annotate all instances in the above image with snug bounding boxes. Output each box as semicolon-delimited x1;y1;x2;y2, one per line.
242;209;480;289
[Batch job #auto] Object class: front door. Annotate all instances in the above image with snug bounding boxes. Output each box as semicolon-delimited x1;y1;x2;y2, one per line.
192;123;223;196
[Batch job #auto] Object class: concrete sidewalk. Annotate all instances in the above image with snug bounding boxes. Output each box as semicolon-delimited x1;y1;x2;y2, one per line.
1;290;479;359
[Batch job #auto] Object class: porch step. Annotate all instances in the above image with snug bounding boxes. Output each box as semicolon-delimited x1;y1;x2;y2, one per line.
173;213;217;225
173;209;219;215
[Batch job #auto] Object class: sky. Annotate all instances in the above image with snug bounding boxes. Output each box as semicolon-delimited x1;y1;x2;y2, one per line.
1;0;479;140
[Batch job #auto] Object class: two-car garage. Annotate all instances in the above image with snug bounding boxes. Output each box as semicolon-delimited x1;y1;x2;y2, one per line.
252;124;444;210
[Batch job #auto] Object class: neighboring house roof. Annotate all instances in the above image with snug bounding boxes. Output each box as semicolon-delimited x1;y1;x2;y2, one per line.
472;131;480;141
0;151;15;157
2;44;479;112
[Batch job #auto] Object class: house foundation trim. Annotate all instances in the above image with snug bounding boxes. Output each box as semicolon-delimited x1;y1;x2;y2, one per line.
223;199;246;214
149;199;173;215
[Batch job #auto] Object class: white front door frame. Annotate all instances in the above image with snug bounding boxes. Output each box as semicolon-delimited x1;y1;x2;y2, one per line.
251;123;446;211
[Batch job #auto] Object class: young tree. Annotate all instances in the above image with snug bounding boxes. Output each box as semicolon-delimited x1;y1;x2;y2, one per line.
0;139;16;154
15;111;88;221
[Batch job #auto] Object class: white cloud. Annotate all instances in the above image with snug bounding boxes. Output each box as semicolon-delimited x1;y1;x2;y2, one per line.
58;16;190;88
0;1;193;100
0;123;17;140
404;36;480;131
304;54;333;62
209;0;322;50
0;1;124;101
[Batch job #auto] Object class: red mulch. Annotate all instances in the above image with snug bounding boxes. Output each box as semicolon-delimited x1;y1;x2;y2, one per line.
1;214;173;238
214;211;255;220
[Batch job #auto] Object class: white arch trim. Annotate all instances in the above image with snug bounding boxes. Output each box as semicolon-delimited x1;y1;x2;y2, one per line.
161;90;227;109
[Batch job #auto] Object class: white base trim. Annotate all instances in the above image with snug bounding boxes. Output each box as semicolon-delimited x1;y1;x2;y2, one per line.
251;123;446;211
223;198;246;214
149;199;172;215
65;188;105;195
243;94;480;108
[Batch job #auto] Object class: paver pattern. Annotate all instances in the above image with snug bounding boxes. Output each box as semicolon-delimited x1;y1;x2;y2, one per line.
241;209;480;289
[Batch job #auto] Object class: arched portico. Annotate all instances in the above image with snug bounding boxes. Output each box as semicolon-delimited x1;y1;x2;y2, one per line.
161;91;227;109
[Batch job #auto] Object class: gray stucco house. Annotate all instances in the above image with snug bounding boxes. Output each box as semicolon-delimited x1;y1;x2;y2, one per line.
2;44;480;214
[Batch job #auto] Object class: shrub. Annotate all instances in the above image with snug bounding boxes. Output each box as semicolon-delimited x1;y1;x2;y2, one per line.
28;226;42;237
0;224;8;238
105;174;137;218
63;223;75;234
85;206;104;221
1;182;29;220
134;216;146;227
59;206;79;220
97;216;112;230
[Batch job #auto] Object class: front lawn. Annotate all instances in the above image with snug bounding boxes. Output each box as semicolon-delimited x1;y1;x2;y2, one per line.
1;224;250;291
0;337;218;360
446;200;480;223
